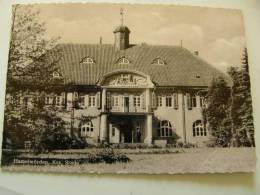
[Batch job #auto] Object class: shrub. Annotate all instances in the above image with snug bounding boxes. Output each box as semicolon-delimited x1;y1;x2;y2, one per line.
88;148;130;164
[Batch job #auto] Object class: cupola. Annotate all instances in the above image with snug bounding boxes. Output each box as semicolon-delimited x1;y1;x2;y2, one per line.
114;8;131;50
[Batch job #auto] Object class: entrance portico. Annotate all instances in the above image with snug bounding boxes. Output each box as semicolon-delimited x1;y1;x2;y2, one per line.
98;70;154;144
108;114;145;143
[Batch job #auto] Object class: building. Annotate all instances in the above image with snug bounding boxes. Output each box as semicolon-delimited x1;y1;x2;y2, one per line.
39;17;231;147
11;18;230;147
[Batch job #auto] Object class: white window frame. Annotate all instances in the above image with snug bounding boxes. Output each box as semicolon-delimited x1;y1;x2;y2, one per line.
53;71;60;78
45;96;55;105
112;126;116;137
173;93;178;109
114;96;119;107
134;96;141;107
56;96;62;106
88;95;96;107
152;58;166;65
193;120;207;137
80;96;85;107
200;96;205;107
82;57;95;64
191;95;197;107
117;57;130;64
81;121;94;137
166;96;172;107
157;96;162;107
157;120;173;137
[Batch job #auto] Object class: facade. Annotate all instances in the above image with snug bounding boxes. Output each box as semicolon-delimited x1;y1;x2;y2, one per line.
15;22;230;147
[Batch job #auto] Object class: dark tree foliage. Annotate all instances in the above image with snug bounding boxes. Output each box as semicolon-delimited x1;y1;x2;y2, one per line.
203;77;232;147
228;48;255;147
2;5;74;152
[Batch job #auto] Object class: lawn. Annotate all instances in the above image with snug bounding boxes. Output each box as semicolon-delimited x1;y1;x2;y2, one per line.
2;147;256;174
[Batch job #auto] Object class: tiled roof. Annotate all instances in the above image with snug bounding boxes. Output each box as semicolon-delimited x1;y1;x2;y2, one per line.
56;43;231;87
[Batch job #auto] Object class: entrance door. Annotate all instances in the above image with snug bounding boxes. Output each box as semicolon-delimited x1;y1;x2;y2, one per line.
124;96;130;112
118;117;133;143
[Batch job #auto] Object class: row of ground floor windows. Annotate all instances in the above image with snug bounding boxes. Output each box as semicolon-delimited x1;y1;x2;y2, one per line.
79;120;207;138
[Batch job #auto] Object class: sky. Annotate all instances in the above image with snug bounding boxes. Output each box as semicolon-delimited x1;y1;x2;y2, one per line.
31;3;245;73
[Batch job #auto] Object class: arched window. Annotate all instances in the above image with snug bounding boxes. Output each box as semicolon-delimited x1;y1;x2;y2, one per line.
152;58;166;65
157;120;173;137
80;121;94;137
81;57;95;64
193;120;207;137
116;57;130;64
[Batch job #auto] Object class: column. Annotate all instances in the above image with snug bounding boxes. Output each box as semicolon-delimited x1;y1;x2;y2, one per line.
144;114;153;145
101;88;107;112
145;88;151;112
100;113;108;142
181;93;187;143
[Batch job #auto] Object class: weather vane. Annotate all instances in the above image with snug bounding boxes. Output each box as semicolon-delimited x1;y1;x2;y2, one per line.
120;8;124;26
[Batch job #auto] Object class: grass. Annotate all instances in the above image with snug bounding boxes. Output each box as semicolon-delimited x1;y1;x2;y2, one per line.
1;147;256;174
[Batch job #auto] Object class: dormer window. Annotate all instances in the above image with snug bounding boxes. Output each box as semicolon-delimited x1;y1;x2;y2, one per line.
152;58;166;65
116;57;130;65
81;57;95;64
53;71;60;78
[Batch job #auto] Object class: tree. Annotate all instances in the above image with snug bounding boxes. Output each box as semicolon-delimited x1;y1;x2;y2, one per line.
7;5;63;92
203;77;232;147
228;48;255;147
3;5;67;151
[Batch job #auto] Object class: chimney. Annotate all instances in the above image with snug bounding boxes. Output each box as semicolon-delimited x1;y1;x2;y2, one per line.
99;36;102;45
194;51;199;56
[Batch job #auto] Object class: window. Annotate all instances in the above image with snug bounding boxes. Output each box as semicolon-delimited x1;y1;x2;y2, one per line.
193;120;207;137
24;141;31;149
112;96;119;107
45;97;50;105
88;95;96;107
117;57;130;64
157;120;173;137
157;96;162;107
134;96;141;107
53;72;60;78
112;127;116;136
187;93;197;109
200;96;205;107
56;96;62;106
166;96;172;107
82;57;95;64
73;92;78;99
80;96;85;106
23;97;29;110
152;58;166;65
173;93;178;109
192;95;197;107
80;121;94;137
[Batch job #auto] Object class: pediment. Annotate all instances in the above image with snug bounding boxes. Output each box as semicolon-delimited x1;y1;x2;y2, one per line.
98;70;154;88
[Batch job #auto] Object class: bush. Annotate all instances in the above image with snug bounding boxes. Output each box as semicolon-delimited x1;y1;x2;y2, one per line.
215;130;232;147
95;148;130;163
176;141;184;148
36;128;86;153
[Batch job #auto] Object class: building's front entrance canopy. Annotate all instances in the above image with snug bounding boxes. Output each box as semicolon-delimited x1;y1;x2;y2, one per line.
98;70;154;145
